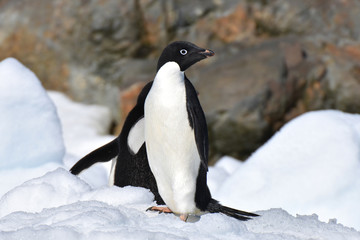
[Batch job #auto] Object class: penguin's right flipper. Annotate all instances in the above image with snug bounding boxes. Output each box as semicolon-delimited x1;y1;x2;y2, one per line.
70;138;119;175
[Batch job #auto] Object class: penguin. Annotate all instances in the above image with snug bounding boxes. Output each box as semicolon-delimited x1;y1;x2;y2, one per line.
70;81;165;205
144;41;258;221
70;41;258;222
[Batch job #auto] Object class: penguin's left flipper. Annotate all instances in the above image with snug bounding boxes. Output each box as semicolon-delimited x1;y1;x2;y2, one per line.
70;82;154;176
69;138;119;175
184;76;209;171
207;199;259;221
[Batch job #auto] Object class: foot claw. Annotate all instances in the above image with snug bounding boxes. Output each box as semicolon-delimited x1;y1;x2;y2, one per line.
146;207;154;212
180;214;188;222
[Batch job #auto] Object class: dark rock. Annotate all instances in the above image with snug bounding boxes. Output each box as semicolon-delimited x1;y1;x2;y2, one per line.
192;38;328;160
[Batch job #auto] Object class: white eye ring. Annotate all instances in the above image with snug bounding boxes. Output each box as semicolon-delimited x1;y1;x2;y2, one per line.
180;49;187;55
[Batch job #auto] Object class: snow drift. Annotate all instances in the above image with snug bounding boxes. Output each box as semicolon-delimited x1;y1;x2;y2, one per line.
213;110;360;229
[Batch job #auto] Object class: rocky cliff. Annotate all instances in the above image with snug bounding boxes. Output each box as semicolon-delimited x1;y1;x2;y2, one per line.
1;0;360;161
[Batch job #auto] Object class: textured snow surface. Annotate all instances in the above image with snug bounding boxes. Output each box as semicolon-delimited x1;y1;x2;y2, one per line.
0;57;359;239
1;169;359;240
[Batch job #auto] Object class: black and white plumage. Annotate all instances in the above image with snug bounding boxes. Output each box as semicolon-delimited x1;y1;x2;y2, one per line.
70;41;258;221
144;41;257;221
70;81;165;205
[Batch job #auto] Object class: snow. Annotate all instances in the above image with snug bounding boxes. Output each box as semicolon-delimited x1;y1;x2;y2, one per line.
0;57;360;239
0;58;64;196
47;91;113;159
212;110;360;230
1;170;359;240
0;58;64;169
47;91;114;188
1;177;359;240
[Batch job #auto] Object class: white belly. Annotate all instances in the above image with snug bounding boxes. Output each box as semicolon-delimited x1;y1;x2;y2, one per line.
144;62;201;214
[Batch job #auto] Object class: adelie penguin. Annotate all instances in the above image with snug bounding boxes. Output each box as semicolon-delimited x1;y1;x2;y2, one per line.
70;81;164;205
70;41;258;222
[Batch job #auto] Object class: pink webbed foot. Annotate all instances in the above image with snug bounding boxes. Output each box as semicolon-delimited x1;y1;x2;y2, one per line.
146;206;173;214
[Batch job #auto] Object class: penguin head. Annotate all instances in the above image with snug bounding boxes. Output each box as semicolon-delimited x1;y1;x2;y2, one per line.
157;41;214;72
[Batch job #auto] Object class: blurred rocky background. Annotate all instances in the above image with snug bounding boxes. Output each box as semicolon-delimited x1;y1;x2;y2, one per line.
1;0;360;162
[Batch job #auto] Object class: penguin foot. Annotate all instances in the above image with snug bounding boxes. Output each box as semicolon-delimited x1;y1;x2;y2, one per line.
179;214;188;222
146;206;173;214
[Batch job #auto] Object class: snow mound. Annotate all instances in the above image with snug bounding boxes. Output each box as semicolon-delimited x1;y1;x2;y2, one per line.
213;110;360;230
0;58;65;169
0;168;154;219
0;168;359;240
0;168;90;217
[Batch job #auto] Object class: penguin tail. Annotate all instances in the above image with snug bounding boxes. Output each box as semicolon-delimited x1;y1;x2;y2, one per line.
207;199;259;221
70;138;119;175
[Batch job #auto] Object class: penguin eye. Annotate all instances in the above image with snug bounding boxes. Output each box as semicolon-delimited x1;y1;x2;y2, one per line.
180;49;188;55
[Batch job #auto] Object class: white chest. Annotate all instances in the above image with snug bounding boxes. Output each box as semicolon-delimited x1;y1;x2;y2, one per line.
144;62;201;214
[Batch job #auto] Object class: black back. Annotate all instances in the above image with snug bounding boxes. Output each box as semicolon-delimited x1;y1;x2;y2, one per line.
114;81;165;204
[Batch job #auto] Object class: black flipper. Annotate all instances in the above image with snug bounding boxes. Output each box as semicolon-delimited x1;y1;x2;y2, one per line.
207;199;259;221
185;75;258;221
70;138;119;175
184;75;209;171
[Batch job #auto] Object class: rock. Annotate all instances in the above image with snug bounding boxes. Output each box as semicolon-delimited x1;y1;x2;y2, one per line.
115;81;147;134
1;0;360;160
0;0;156;121
193;38;327;159
251;0;360;42
323;50;360;113
212;3;255;44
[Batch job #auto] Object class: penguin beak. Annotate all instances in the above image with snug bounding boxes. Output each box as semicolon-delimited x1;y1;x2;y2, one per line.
199;49;215;58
